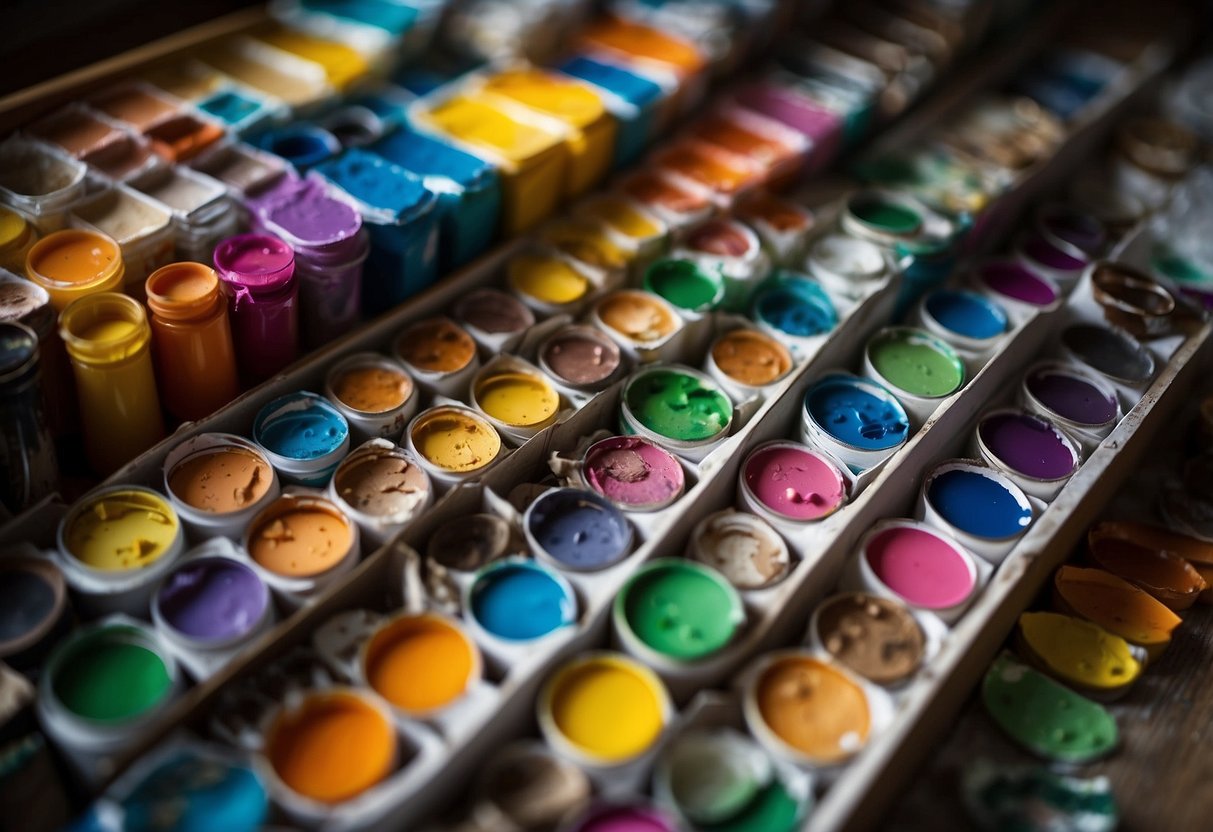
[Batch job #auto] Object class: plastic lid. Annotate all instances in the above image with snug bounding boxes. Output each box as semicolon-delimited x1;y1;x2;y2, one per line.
146;262;223;321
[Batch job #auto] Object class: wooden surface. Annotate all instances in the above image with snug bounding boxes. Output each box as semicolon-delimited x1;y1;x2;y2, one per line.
885;401;1213;832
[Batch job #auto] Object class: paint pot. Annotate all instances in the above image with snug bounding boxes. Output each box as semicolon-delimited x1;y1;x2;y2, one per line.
151;555;273;670
742;650;884;770
28;106;126;157
736;191;815;266
1021;362;1121;444
91;83;180;131
191;142;288;201
212;233;299;382
913;289;1009;361
254;124;341;171
144;114;224;164
538;652;671;774
566;802;679;832
1086;528;1207;612
642;258;725;321
1060;323;1156;386
692;104;810;186
0;137;88;232
1017;612;1143;699
427;513;526;574
576;195;667;264
863;327;965;427
1090;261;1176;339
740;441;847;525
918;460;1034;566
25;228;124;310
652;140;761;205
164;433;280;541
969;259;1061;321
37;620;180;779
1053;565;1181;661
261;687;397;808
329;440;433;549
581;435;685;512
614;558;744;672
252;391;351;487
591;290;685;364
244;493;359;605
809;593;928;687
536;217;630;285
805;233;888;302
1034;203;1106;257
473;742;591;830
689;509;791;591
392;316;479;399
465;558;578;647
323;353;418;443
619;169;714;232
198;87;281;135
405;405;503;488
840;190;924;245
679;218;767;311
471;361;562;444
652;727;811;831
0;206;38;273
975;409;1080;501
357;612;482;719
0;320;57;510
0;558;69;670
801;373;910;472
319;105;385;148
81;131;163;183
1014;231;1089;294
620;365;733;462
453;287;536;355
705;327;794;402
57;486;185;615
751;273;839;357
855;519;983;623
507;250;597;317
538;325;625;394
69;186;175;297
525;488;634;573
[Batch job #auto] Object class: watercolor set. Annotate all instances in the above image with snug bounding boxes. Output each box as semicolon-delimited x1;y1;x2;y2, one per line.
1;1;1212;831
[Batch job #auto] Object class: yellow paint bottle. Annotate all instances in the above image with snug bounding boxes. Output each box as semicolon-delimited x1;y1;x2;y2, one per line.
412;95;569;235
58;292;165;474
478;67;617;198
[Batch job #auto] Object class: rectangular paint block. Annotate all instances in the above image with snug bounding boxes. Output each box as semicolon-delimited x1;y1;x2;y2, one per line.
371;127;501;269
202;38;332;109
576;15;709;113
196;86;286;136
254;25;370;91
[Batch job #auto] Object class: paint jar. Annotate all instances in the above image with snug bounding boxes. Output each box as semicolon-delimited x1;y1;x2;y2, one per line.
405;405;503;488
565;802;680;832
591;290;685;364
135;166;237;263
453;287;536;356
68;186;175;298
151;552;274;680
705;327;794;403
1033;203;1106;258
1089;261;1177;339
974;409;1081;502
0;557;69;670
0;137;88;232
576;195;668;266
912;288;1009;369
1020;361;1122;447
143;113;225;163
507;250;597;318
1013;231;1089;294
558;54;670;167
652;141;762;207
839;189;926;246
259;179;369;348
618;168;714;233
26;228;125;310
260;687;398;814
805;233;888;302
801;373;909;473
213;233;299;382
642;258;725;327
678;218;768;311
145;262;241;422
371;127;501;269
853;519;986;624
191;142;289;204
751;272;839;358
538;325;625;395
537;651;672;780
620;365;734;462
472;741;592;830
324;353;417;443
244;492;359;606
313;149;440;312
37;619;181;781
164;433;280;541
863;327;965;428
736;191;815;266
427;513;527;575
0;206;38;273
0;269;67;439
27;105;127;158
739;441;847;527
580;435;685;513
254;124;342;171
328;439;433;549
1059;323;1157;388
741;649;890;771
690;104;811;187
524;487;634;573
197;87;284;135
253;392;351;487
411;94;568;235
392;315;480;399
968;259;1061;323
653;727;813;831
465;558;578;660
807;593;935;689
917;460;1034;565
471;359;563;445
0;322;58;513
689;509;791;591
59;292;165;473
537;217;630;287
